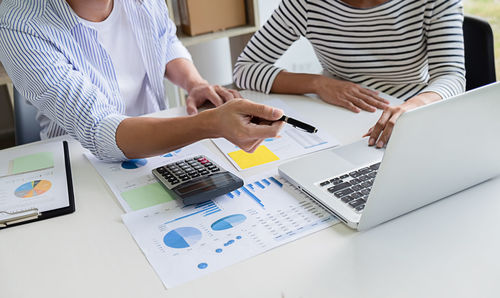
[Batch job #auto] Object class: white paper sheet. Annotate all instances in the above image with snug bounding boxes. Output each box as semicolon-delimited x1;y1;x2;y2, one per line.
0;140;70;221
122;170;339;288
86;143;237;213
212;99;341;171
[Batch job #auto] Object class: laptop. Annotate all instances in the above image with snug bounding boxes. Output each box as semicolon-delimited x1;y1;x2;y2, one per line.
279;82;500;231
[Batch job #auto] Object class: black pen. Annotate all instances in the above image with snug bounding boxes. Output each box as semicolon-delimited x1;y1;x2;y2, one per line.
279;115;318;133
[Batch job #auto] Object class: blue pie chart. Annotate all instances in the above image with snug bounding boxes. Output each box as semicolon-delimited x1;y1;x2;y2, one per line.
211;214;247;231
121;158;147;169
163;227;202;249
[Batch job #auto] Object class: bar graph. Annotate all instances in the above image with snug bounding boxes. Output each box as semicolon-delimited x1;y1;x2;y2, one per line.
164;200;221;225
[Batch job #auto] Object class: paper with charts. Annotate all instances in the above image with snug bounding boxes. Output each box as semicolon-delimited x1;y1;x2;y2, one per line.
122;170;339;288
86;143;234;213
0;140;70;221
212;99;340;171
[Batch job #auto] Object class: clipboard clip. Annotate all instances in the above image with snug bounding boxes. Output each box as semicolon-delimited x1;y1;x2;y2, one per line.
0;208;40;227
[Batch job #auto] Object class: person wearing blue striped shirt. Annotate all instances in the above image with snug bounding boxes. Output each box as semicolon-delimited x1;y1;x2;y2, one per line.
234;0;465;148
0;0;284;161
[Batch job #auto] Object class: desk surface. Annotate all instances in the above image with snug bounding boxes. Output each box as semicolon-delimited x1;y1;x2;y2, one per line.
2;92;500;298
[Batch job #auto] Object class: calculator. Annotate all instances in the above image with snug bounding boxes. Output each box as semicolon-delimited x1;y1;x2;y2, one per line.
152;155;244;205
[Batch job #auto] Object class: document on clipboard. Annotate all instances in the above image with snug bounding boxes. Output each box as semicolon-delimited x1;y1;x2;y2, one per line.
0;140;75;229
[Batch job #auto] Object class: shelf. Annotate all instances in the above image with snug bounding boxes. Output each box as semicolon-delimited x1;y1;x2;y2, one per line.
166;0;259;47
177;25;258;47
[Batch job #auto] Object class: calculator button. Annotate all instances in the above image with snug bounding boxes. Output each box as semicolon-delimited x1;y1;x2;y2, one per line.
181;177;190;181
189;173;200;178
211;168;220;172
171;179;180;185
204;162;213;167
200;170;209;175
319;181;330;187
157;167;166;174
340;174;349;179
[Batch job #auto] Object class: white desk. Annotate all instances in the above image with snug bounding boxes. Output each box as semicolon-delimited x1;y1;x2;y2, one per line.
2;92;500;298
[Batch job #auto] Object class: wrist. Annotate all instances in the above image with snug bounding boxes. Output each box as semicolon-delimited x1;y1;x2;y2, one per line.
186;79;209;94
311;75;327;94
195;109;220;139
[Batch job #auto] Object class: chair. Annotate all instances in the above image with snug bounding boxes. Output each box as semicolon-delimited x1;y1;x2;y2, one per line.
463;15;496;91
13;87;41;145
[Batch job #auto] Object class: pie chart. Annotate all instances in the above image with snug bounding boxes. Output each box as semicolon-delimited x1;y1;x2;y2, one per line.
211;214;247;231
121;158;147;169
163;227;202;249
15;180;52;198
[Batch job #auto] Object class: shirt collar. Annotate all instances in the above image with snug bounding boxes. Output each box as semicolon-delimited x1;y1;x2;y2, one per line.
48;0;82;30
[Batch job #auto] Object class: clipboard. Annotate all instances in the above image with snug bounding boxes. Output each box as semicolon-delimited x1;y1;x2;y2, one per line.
0;141;75;229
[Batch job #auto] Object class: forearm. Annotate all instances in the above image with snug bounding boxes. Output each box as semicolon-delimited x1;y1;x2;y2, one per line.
116;111;216;159
405;92;442;108
164;58;206;92
271;71;323;95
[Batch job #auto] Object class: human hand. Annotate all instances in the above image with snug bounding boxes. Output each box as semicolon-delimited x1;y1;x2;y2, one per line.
186;83;241;115
206;99;284;152
315;76;389;113
363;100;424;148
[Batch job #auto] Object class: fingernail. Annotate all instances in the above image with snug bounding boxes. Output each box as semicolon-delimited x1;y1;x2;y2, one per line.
273;108;283;119
377;141;384;148
369;138;374;145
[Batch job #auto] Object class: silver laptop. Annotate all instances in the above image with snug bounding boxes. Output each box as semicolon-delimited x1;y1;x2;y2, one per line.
279;82;500;231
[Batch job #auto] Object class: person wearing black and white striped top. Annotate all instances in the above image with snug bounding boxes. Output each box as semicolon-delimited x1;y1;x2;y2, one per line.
233;0;465;148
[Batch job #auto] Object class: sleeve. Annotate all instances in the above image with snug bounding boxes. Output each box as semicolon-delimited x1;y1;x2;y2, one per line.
420;0;466;99
0;28;128;161
233;0;308;93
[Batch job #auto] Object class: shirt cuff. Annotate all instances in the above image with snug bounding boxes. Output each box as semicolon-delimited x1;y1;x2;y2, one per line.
166;40;192;64
419;76;465;100
93;114;129;161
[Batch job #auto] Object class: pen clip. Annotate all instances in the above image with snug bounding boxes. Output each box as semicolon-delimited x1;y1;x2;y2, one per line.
0;208;40;227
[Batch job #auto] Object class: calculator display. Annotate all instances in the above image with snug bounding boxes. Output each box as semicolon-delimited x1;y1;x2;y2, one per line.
176;173;231;194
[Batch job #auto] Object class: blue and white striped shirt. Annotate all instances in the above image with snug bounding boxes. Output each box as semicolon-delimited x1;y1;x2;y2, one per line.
0;0;192;161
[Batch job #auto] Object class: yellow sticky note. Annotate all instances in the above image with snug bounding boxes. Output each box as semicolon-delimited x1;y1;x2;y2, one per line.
228;145;280;170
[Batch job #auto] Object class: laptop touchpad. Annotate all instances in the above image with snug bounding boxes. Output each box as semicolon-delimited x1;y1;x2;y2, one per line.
333;139;384;167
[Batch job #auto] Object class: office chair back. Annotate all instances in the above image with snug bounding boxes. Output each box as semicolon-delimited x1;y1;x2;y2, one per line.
463;15;496;91
13;87;41;145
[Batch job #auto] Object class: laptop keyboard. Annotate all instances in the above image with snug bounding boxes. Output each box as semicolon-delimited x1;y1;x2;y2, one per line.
318;162;380;213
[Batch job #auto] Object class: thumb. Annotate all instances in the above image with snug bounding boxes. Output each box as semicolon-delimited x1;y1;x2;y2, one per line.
238;100;283;121
186;97;198;115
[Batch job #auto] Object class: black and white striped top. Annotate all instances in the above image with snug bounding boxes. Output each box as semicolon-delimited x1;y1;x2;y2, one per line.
233;0;465;101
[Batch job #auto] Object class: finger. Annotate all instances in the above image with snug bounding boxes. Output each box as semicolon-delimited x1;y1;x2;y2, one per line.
358;88;390;104
185;96;198;115
369;109;392;146
228;89;242;99
346;94;377;113
237;100;284;121
355;91;389;110
362;127;374;138
205;87;225;107
246;119;284;139
337;99;361;113
376;114;397;148
214;85;234;103
247;139;264;153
